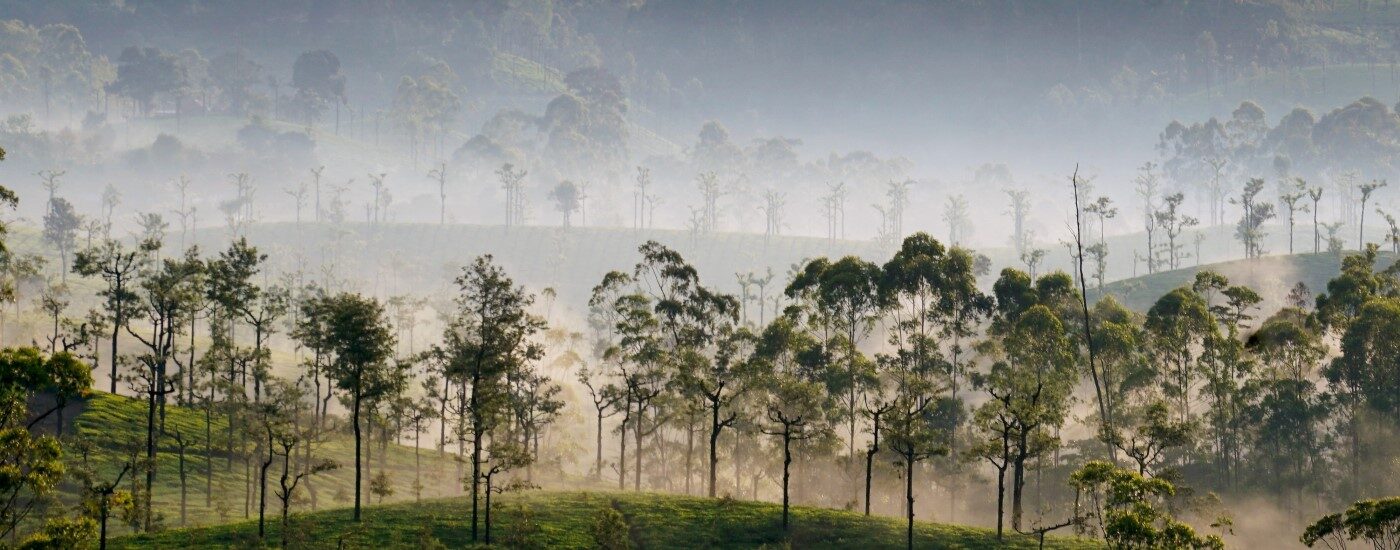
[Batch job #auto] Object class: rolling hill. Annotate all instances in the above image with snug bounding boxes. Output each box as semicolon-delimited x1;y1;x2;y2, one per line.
1094;250;1397;312
110;490;1099;550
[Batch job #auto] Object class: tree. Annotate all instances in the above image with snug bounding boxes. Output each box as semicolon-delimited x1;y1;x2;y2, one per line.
1357;179;1387;250
1309;187;1325;253
273;431;335;549
1233;177;1277;259
1072;169;1113;455
1071;461;1225;549
42;197;81;283
1135;162;1162;273
549;181;581;228
313;293;396;521
1281;178;1310;255
577;366;622;480
1155;192;1198;270
685;324;752;498
209;49;264;115
107;46;185;116
1303;497;1400;550
0;347;91;541
943;194;970;246
1145;287;1216;424
885;357;947;550
1005;189;1033;255
124;246;202;530
822;181;849;243
787;255;883;504
291;50;346;129
755;328;827;532
428;162;449;225
434;255;545;541
497;163;528;228
695;172;722;234
85;463;132;550
1110;401;1194;476
74;237;150;391
760;188;787;241
284;182;308;227
480;440;532;545
1084;195;1117;246
1379;208;1400;254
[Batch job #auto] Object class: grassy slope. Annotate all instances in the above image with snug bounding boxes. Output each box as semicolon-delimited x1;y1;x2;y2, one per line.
65;391;465;534
1094;250;1397;312
110;490;1099;550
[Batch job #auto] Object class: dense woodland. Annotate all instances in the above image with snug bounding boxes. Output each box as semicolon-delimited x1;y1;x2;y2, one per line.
5;2;1400;549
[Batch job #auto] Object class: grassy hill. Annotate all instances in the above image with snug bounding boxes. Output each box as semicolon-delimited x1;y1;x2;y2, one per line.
1094;250;1398;312
64;391;1100;549
110;490;1099;550
59;391;465;534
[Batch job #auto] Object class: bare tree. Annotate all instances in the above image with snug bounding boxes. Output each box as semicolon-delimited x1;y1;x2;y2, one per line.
1135;161;1162;273
821;181;849;244
310;166;325;223
634;166;652;230
759;189;787;242
1357;179;1387;250
1005;189;1032;255
428;162;449;225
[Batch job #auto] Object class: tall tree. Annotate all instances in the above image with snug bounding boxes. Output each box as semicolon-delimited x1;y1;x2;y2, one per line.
1357;179;1387;250
435;256;545;541
125;246;204;531
313;293;395;521
291;50;346;129
43;197;81;283
1233;178;1276;259
1280;178;1309;255
787;255;884;504
74;239;149;393
755;316;828;533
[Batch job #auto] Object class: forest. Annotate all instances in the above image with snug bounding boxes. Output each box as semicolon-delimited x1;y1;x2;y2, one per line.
3;1;1400;549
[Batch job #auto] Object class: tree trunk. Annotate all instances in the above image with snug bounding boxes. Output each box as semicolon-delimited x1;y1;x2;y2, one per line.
179;443;188;527
1012;449;1026;532
484;476;493;545
708;406;721;498
353;389;362;521
865;413;880;516
906;456;915;550
110;306;121;394
618;410;628;490
634;400;644;491
995;462;1007;540
471;409;483;541
145;388;156;531
781;431;792;532
685;422;694;495
259;430;272;539
595;410;604;479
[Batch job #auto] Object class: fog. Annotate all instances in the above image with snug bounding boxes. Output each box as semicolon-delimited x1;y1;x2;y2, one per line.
3;1;1400;548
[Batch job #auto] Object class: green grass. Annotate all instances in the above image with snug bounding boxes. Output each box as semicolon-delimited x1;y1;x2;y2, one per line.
61;391;465;534
110;490;1100;549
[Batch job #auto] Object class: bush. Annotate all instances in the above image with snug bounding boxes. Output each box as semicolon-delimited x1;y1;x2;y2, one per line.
591;504;631;550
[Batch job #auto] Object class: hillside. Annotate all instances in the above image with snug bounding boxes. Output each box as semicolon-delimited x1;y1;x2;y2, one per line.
110;490;1099;550
59;391;465;534
1093;250;1398;312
